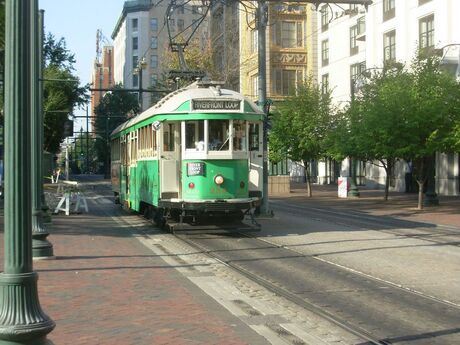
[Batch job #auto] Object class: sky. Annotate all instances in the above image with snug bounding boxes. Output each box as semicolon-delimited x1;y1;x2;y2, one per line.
40;0;127;131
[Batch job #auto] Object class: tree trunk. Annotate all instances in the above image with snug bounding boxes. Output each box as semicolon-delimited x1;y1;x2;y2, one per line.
384;173;390;201
417;180;424;210
415;158;425;210
304;161;312;198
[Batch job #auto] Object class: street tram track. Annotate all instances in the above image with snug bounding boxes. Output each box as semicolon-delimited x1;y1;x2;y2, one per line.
172;228;460;345
174;231;388;345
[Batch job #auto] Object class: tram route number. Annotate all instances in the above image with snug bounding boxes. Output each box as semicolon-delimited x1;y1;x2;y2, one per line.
187;162;206;176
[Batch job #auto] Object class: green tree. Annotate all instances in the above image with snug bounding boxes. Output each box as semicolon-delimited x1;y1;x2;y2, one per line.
269;77;334;197
332;57;460;208
43;34;88;153
332;66;414;201
94;85;139;175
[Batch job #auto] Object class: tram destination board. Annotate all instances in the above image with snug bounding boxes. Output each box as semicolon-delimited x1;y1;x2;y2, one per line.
192;100;240;111
187;162;206;176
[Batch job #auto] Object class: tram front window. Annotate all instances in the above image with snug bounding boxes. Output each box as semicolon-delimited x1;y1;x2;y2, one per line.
208;120;229;151
185;121;204;151
233;120;247;151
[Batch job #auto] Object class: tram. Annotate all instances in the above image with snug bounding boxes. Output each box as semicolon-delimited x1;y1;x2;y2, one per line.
110;81;264;228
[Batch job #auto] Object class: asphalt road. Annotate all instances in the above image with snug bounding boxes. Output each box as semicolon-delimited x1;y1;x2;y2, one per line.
178;198;460;345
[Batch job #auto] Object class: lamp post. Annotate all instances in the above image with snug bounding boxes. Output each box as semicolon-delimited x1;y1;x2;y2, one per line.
0;0;55;342
32;4;54;258
134;57;147;111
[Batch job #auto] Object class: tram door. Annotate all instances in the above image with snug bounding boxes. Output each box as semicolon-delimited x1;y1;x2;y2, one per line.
248;123;263;194
160;121;181;199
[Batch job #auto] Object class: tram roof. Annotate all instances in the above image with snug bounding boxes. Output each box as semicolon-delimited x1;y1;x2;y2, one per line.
111;82;264;136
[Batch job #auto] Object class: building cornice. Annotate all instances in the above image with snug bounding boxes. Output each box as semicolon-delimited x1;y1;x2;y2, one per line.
111;0;152;39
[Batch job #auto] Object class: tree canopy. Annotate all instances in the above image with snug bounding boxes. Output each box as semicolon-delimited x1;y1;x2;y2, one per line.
269;77;334;196
43;34;88;153
93;85;139;174
331;56;460;206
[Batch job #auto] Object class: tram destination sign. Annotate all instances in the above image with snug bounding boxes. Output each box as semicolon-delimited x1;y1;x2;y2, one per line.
187;162;206;176
192;99;240;111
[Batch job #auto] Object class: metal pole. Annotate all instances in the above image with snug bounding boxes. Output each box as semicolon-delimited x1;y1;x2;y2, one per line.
86;106;89;174
38;9;52;224
257;0;271;216
32;3;54;258
0;0;55;342
65;140;69;180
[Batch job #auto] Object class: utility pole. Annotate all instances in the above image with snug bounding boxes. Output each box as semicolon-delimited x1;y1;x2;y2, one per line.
86;106;90;174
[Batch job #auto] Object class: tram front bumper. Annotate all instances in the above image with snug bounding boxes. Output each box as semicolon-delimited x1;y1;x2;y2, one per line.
158;197;261;212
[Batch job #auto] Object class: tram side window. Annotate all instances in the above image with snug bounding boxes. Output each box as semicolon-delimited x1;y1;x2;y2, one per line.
121;136;127;165
249;123;260;151
233;120;247;151
209;120;229;151
185;121;205;151
151;125;157;154
163;123;175;151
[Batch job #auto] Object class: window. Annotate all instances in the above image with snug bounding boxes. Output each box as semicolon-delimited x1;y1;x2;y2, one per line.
357;16;366;36
208;120;229;151
321;74;329;95
321;39;329;66
151;55;158;68
419;14;434;50
273;21;302;48
349;4;358;17
233;121;247;151
132;37;138;51
273;69;303;96
185;121;205;151
249;124;260;151
177;5;184;14
151;74;157;87
163;124;175;151
133;75;139;88
251;29;258;54
133;55;138;69
178;19;184;31
350;61;366;93
350;25;359;55
132;18;138;32
150;18;158;31
192;5;199;14
151;36;158;49
321;5;329;31
169;19;175;31
251;74;258;98
383;30;396;62
383;0;395;21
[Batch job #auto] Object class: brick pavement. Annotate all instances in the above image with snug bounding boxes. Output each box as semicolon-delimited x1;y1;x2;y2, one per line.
280;183;460;228
0;209;266;345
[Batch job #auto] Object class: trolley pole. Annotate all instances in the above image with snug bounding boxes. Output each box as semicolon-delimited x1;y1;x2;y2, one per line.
0;0;55;342
256;0;271;216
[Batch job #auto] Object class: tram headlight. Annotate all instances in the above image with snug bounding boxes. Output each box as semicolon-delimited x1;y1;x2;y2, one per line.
240;181;245;189
214;175;224;185
188;182;195;189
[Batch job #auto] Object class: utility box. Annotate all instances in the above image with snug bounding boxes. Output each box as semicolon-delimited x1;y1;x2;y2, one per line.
338;177;349;198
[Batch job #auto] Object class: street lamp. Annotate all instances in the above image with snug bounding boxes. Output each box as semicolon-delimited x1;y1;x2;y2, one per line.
133;57;147;111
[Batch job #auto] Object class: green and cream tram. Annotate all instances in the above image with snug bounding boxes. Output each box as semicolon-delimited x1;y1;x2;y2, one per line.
110;82;264;227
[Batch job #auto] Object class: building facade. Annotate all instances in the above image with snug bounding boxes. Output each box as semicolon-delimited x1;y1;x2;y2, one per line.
90;45;114;131
239;3;317;102
112;0;210;112
317;0;460;195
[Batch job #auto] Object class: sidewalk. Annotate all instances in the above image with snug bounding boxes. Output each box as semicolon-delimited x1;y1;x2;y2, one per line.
278;182;460;228
0;207;266;345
